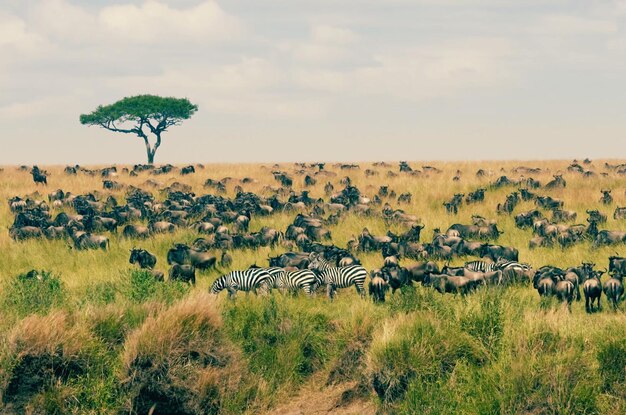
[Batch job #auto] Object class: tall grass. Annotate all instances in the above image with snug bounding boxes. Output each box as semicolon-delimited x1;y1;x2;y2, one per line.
0;160;626;413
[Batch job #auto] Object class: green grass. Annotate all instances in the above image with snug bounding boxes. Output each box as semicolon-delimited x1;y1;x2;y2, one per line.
0;160;626;413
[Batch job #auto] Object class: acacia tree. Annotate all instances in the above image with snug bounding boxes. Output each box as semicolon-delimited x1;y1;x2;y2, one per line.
80;95;198;164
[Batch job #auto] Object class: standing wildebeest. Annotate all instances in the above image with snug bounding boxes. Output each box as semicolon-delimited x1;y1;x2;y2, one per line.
608;256;626;276
603;274;624;309
594;230;626;247
30;166;48;185
583;270;604;312
555;280;575;307
369;270;389;303
71;231;109;250
169;264;196;285
600;190;613;205
479;244;519;262
587;209;607;223
122;224;151;239
129;248;157;269
167;244;217;270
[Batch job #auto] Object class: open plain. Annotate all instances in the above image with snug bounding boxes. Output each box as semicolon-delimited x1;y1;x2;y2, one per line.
1;159;625;414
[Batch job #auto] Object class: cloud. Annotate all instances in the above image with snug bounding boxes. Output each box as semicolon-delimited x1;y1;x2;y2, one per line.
531;15;618;36
99;1;244;43
292;25;358;64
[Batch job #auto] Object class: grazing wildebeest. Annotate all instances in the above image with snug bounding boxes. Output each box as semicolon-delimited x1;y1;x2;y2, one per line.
72;231;109;250
122;224;151;239
129;248;157;269
220;251;233;268
594;230;626;247
168;264;196;285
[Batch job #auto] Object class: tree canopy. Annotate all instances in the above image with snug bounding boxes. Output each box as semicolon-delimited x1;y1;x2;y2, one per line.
80;95;198;164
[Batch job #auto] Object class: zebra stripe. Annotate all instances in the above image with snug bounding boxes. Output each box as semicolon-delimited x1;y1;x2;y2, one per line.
495;259;532;271
275;269;319;295
464;260;498;273
308;254;367;299
210;268;272;297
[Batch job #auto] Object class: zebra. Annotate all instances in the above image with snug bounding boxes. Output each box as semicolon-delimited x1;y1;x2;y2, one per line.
495;257;532;272
464;260;499;273
275;269;319;296
307;253;367;299
210;268;272;299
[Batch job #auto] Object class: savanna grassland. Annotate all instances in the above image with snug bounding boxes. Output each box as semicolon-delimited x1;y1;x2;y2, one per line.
1;160;626;414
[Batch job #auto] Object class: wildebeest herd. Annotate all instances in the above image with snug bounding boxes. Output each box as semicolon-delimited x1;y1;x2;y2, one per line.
6;159;626;312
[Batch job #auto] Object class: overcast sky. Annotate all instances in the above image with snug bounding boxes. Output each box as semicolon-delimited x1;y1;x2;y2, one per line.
1;0;625;165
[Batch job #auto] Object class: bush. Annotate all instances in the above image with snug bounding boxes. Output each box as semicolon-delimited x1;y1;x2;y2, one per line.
366;312;486;407
597;338;626;392
121;293;249;415
1;270;65;317
223;296;333;396
125;269;189;304
0;312;107;413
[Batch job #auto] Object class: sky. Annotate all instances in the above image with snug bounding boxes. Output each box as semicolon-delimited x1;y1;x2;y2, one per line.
0;0;625;165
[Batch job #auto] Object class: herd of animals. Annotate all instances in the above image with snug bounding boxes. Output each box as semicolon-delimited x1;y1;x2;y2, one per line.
5;159;626;312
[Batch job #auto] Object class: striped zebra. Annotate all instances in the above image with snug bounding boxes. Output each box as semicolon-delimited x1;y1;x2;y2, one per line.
275;269;319;296
210;268;272;299
308;253;367;299
464;260;499;273
495;258;532;272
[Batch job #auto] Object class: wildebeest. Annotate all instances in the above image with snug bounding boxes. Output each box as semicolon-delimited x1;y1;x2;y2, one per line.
555;280;575;306
181;165;196;175
603;274;624;309
30;166;48;185
614;207;626;220
220;251;233;268
594;230;626;247
71;231;109;250
608;256;626;276
587;209;607;223
600;190;613;205
122;224;151;239
129;248;157;269
424;274;474;295
582;270;603;312
479;244;519;262
168;264;196;285
167;244;217;270
369;270;389;303
545;174;566;189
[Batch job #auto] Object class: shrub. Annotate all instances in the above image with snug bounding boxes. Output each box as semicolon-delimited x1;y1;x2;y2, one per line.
125;269;189;304
223;296;333;395
597;338;626;392
366;312;486;407
121;293;249;415
0;312;105;413
1;270;65;317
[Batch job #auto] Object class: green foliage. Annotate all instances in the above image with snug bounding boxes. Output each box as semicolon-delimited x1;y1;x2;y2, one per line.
79;94;197;127
223;296;333;396
597;338;626;392
459;289;504;354
125;269;189;304
1;270;65;317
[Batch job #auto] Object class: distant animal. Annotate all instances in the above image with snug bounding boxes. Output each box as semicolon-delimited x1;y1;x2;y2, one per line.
30;166;48;185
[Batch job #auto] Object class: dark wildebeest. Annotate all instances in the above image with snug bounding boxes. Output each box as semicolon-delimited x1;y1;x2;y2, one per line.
181;165;196;175
380;264;411;293
479;244;519;262
122;224;151;239
129;248;157;269
169;264;196;285
582;270;604;312
555;280;575;307
72;231;109;250
167;244;217;270
608;256;626;276
587;209;607;223
594;230;626;247
220;251;233;268
31;166;48;185
600;190;613;205
545;174;566;189
369;270;389;303
603;274;624;309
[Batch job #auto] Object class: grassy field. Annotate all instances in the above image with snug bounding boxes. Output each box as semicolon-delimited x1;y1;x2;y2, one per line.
0;160;625;414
